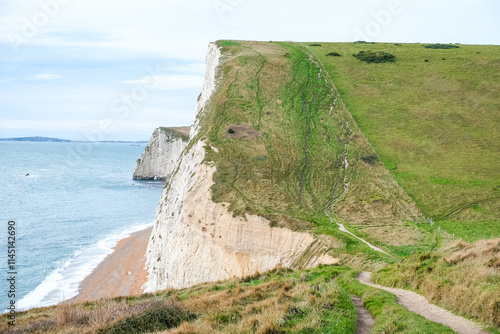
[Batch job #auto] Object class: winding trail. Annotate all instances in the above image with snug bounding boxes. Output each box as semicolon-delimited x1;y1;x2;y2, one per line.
324;207;397;259
351;296;375;334
357;272;491;334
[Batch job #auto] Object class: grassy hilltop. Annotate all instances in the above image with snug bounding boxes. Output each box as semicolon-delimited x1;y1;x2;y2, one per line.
306;42;500;241
2;41;499;333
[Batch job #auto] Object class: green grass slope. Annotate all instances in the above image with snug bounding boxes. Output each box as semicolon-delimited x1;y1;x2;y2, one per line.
193;41;429;262
305;42;500;242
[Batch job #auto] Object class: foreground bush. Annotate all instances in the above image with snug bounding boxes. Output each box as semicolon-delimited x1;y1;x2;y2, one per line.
326;52;342;57
353;51;395;63
424;44;460;49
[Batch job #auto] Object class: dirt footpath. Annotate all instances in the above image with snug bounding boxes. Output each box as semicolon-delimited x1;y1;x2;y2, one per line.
357;272;490;334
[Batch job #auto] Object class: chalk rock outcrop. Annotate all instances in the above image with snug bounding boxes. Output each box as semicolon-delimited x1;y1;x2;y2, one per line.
133;127;190;181
143;43;337;292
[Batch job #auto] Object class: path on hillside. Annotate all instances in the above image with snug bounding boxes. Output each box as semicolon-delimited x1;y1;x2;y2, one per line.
351;296;375;334
300;46;398;261
324;207;397;259
357;272;491;334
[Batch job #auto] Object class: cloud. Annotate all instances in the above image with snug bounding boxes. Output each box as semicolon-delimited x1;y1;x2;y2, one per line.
121;75;204;90
34;73;62;80
0;0;498;141
1;0;498;60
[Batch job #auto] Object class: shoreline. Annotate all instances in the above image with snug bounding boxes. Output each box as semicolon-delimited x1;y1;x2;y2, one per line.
68;226;153;304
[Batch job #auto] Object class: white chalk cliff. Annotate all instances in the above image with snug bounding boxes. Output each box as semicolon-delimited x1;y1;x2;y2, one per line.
133;127;190;181
143;43;337;292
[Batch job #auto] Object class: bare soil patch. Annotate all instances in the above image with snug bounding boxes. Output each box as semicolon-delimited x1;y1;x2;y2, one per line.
226;124;262;139
351;295;374;334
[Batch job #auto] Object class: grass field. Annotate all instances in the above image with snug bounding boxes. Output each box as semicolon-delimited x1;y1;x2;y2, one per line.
192;40;500;261
304;42;500;239
1;266;461;334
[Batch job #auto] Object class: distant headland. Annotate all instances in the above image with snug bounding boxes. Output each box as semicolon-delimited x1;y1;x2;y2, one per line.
0;136;148;144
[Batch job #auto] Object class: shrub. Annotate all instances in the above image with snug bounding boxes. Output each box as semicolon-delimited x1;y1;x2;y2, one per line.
228;128;235;134
361;155;378;166
326;52;342;57
424;44;459;49
354;41;375;44
309;43;322;47
352;50;395;63
97;305;196;334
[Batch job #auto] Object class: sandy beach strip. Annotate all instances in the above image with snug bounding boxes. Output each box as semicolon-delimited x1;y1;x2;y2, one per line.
70;226;152;303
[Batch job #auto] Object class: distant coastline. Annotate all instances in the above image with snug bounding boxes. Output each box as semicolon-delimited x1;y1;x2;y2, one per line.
0;136;148;144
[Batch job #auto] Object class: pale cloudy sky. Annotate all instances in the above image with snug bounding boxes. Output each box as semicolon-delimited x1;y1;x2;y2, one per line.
0;0;498;141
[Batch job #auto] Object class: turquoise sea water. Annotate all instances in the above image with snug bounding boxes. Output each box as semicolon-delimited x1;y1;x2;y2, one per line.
0;141;164;310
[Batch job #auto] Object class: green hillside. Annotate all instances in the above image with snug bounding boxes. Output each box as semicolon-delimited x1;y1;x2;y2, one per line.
197;41;431;260
199;41;499;247
306;42;500;241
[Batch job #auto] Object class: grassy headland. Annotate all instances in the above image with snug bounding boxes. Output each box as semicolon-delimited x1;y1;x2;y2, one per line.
195;41;429;263
306;42;500;242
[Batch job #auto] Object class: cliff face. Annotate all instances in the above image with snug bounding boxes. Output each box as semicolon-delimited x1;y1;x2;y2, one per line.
133;127;190;181
144;43;337;292
144;140;337;291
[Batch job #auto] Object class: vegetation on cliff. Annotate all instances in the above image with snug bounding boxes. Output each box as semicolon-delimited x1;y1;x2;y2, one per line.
194;41;427;265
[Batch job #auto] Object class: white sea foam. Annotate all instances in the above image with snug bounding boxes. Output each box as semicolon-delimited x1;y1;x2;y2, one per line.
16;222;154;311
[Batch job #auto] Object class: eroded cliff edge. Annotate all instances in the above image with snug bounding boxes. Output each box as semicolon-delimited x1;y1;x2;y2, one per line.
143;43;338;292
133;127;190;181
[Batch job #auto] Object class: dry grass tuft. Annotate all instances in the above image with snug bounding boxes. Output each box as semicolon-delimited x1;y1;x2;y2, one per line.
56;302;87;327
167;321;200;334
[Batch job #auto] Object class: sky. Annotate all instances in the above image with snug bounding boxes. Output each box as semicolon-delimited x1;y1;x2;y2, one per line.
0;0;499;141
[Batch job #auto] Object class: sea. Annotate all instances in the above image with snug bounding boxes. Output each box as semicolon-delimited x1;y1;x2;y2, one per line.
0;141;164;311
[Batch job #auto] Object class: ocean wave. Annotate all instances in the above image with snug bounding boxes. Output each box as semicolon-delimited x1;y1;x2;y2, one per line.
15;221;154;311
